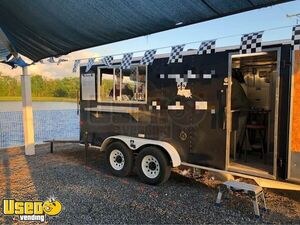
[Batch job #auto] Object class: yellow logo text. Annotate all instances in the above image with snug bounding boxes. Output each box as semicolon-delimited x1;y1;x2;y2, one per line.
2;197;62;222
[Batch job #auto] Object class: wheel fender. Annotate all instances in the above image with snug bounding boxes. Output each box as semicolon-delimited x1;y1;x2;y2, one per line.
101;135;181;167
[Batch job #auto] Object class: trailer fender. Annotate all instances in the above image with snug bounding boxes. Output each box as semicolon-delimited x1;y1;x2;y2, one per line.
101;135;181;167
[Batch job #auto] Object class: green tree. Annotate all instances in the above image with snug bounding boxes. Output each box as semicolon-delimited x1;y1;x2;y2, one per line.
0;76;19;96
53;87;68;97
31;75;45;97
0;72;79;99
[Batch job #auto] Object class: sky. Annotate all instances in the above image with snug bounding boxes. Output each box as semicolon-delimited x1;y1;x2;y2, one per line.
0;0;300;78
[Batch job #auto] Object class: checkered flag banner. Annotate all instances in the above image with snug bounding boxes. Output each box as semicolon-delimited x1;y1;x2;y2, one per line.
140;49;157;65
102;56;114;67
197;40;216;55
57;58;68;65
47;57;56;63
240;31;264;54
73;59;80;73
85;58;95;72
168;44;185;64
121;53;133;69
292;25;300;51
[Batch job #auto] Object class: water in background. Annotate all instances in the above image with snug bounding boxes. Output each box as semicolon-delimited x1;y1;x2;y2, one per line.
0;102;79;148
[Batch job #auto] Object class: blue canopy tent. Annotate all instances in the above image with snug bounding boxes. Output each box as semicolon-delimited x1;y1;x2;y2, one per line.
0;0;293;154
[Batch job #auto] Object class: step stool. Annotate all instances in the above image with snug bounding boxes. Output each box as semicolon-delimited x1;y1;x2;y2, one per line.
215;180;267;218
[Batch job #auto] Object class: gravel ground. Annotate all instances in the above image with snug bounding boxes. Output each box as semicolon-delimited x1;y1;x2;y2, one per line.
0;143;299;224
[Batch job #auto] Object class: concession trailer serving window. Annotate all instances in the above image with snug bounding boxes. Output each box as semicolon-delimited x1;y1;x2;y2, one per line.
97;65;147;104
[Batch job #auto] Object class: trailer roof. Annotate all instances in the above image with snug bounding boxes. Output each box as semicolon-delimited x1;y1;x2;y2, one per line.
0;0;293;62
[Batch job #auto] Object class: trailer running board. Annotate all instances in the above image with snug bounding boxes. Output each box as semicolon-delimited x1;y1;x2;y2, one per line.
79;143;102;150
181;162;300;191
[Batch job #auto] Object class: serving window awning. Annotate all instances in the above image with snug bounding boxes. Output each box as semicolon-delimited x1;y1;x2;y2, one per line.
0;0;293;62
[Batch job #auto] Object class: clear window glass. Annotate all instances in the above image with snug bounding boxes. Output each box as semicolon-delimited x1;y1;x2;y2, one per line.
99;68;114;102
119;67;136;101
98;65;146;103
136;66;146;101
114;68;122;101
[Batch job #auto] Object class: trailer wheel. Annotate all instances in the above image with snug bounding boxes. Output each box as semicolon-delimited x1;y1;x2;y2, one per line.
136;146;171;185
105;141;133;177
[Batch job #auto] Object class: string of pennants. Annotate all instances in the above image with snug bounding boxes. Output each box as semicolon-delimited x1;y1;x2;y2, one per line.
3;55;69;69
40;57;68;65
72;25;300;73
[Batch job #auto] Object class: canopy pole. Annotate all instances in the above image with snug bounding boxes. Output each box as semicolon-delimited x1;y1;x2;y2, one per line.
21;66;35;155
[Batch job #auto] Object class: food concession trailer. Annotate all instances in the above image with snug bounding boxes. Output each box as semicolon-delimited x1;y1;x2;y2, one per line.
79;39;300;186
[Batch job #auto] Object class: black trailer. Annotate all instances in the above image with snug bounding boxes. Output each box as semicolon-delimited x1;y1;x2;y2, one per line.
79;40;300;187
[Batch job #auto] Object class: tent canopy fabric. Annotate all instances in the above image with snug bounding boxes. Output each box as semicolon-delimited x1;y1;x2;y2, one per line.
0;28;13;61
0;0;292;62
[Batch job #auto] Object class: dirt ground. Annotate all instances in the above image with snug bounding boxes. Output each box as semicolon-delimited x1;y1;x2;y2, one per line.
0;143;299;224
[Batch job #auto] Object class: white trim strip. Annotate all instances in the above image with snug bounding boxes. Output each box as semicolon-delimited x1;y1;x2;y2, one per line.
85;106;139;113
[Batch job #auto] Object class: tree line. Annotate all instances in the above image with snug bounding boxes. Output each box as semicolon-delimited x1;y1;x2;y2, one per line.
0;73;79;98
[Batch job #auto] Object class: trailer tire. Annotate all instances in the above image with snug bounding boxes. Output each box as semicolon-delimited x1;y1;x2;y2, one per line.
136;146;171;185
105;141;133;177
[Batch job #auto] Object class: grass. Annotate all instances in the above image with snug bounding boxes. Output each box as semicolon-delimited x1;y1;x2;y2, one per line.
0;96;77;102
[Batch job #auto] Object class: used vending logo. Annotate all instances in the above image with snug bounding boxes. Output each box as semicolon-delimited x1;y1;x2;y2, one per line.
2;197;62;222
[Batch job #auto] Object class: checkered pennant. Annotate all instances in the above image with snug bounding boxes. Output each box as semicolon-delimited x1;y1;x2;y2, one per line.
240;31;264;54
168;44;185;64
85;58;95;72
140;49;157;65
292;25;300;51
57;58;68;65
47;57;56;63
121;53;133;69
72;59;80;73
101;56;114;67
197;40;216;55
